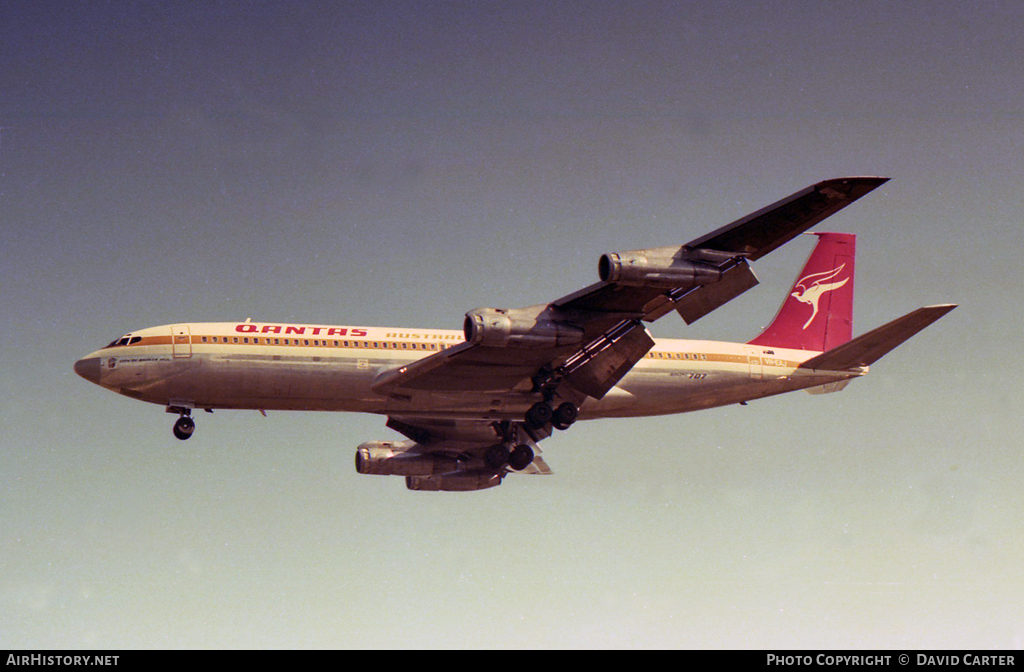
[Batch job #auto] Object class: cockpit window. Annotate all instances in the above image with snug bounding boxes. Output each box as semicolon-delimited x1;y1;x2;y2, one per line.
106;335;141;348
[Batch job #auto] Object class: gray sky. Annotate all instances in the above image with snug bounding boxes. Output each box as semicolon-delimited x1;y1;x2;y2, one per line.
2;0;1021;648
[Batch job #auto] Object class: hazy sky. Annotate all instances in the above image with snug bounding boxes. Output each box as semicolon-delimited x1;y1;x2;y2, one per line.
2;0;1022;649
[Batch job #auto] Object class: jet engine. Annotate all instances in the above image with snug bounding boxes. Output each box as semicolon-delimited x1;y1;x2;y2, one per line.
464;307;584;348
598;252;721;288
355;440;459;477
405;469;504;492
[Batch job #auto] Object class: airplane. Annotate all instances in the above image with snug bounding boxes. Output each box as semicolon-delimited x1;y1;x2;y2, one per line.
73;177;955;491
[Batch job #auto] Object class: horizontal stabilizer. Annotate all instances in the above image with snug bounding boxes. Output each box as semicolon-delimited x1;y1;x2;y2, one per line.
799;304;956;371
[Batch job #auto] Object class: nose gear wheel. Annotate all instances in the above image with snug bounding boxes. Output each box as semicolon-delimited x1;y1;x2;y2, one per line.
172;414;195;441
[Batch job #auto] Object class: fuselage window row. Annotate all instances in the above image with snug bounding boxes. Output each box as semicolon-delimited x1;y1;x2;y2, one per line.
192;335;449;352
646;351;708;361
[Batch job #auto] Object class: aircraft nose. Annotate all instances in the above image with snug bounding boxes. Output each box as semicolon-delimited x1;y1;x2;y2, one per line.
74;356;102;385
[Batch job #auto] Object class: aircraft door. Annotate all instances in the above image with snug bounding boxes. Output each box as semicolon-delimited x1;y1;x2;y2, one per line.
171;324;192;358
745;346;763;380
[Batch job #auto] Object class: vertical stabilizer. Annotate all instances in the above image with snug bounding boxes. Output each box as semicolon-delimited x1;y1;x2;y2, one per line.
748;232;855;352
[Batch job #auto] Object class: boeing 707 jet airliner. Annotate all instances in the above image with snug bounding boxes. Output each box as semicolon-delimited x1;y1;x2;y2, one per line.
74;177;955;491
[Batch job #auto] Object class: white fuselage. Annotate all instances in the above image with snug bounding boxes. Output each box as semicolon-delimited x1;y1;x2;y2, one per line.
75;321;862;421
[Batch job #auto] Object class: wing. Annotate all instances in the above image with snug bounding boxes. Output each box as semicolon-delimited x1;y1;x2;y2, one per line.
372;177;889;402
558;177;888;324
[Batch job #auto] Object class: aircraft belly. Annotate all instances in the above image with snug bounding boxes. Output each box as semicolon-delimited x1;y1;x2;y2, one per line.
585;364;854;418
610;367;752;416
383;389;537;420
109;351;384;412
194;353;381;411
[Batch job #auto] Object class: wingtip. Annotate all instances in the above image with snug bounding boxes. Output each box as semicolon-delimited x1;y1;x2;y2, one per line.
829;175;890;182
818;176;890;190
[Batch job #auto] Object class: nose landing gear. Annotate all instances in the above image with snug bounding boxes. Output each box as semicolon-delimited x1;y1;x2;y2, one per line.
173;415;195;440
169;409;195;440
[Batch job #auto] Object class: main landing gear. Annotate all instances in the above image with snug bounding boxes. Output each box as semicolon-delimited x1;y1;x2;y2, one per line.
526;400;578;431
485;443;536;471
482;400;578;472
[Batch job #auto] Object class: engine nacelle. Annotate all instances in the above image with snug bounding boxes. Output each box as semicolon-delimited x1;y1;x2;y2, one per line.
464;307;584;348
598;252;721;289
355;440;459;477
405;469;504;492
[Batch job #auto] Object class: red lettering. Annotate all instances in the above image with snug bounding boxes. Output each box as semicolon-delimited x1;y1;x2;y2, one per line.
238;324;364;336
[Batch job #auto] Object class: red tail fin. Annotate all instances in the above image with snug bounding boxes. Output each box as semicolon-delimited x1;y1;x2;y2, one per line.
748;232;855;352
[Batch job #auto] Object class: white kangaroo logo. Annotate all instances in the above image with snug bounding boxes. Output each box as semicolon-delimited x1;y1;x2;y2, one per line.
791;264;848;330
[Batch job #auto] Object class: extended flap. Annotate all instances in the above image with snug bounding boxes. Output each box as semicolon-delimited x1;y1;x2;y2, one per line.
563;321;655;399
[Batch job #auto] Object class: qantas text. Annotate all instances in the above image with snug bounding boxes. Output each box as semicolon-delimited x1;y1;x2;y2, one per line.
235;324;368;337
